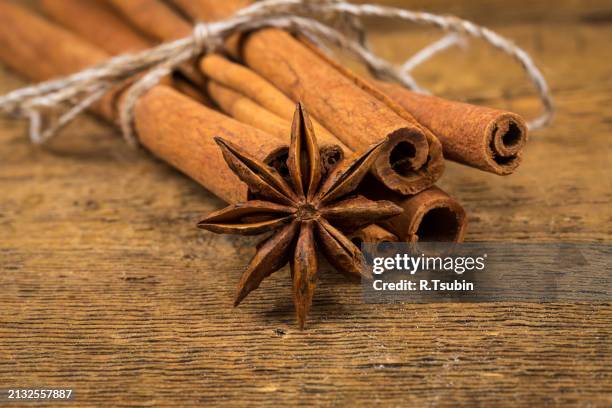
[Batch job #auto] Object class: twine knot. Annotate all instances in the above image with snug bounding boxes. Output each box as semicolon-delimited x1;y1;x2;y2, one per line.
193;22;222;54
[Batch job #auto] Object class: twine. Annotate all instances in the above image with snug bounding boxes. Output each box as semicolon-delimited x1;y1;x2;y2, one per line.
0;0;554;147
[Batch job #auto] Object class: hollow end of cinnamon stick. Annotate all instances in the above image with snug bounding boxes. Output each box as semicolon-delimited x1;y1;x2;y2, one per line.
403;193;466;243
389;187;466;243
290;41;446;195
375;81;528;176
484;112;528;175
358;178;466;243
372;128;445;196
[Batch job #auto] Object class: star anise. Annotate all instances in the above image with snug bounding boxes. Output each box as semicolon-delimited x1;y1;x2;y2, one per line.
198;103;402;328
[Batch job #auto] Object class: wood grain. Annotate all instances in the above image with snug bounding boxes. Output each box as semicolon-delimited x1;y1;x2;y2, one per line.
0;1;610;406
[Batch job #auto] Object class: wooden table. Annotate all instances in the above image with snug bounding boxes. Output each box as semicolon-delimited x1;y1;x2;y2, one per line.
0;1;610;406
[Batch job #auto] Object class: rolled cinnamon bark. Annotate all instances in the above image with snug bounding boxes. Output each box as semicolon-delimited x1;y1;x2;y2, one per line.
0;1;287;203
0;1;117;120
45;0;344;173
234;29;444;195
207;81;289;140
43;0;207;90
170;75;212;106
294;38;446;192
199;54;337;142
206;81;347;173
134;86;288;203
109;0;445;195
388;187;466;243
172;0;251;22
41;0;211;107
101;0;345;170
360;177;467;242
106;0;190;44
41;0;152;54
375;81;528;175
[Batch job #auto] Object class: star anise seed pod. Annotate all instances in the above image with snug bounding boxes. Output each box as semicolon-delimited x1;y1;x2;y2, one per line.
198;103;402;328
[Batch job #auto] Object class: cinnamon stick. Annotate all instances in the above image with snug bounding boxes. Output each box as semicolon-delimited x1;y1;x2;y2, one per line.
41;0;152;54
0;1;115;120
101;0;340;145
199;54;337;142
172;0;526;176
42;0;207;91
388;187;466;243
0;1;287;203
40;0;408;243
233;29;444;195
206;81;346;173
105;0;191;40
360;178;467;242
80;0;462;242
41;0;212;107
133;86;289;203
206;81;289;141
375;81;528;175
172;0;251;22
42;0;344;174
107;0;446;195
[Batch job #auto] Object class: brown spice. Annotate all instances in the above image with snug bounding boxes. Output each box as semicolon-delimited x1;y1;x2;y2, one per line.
106;0;191;42
296;39;445;194
100;0;347;168
37;0;407;245
375;81;528;175
360;177;467;243
0;1;288;204
206;80;346;173
134;86;289;203
110;0;445;195
200;54;337;143
206;81;290;139
235;28;443;195
42;0;153;54
93;0;206;89
0;1;115;120
171;0;251;22
389;187;466;243
42;0;210;107
198;104;402;328
170;75;212;106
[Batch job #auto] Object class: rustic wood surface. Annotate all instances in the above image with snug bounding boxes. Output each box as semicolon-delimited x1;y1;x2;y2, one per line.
0;0;610;406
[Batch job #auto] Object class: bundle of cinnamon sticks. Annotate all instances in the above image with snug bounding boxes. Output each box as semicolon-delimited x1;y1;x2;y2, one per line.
0;0;531;246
